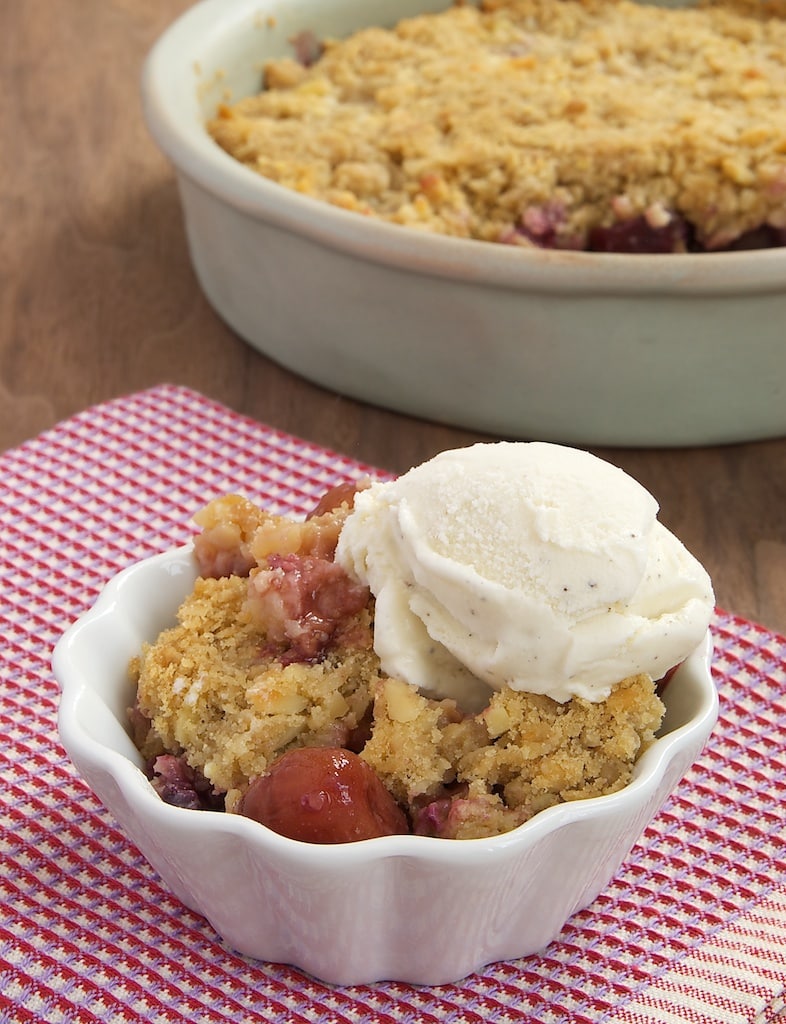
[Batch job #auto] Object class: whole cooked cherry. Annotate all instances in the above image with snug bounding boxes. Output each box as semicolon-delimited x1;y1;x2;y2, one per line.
238;747;409;843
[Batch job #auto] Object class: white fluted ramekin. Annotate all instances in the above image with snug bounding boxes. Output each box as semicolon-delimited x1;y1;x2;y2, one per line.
54;545;718;985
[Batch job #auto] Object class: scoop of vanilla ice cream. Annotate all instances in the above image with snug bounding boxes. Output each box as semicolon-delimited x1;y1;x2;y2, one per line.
335;442;714;710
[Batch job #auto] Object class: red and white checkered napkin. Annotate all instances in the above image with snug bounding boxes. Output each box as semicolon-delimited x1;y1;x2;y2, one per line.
2;384;785;1024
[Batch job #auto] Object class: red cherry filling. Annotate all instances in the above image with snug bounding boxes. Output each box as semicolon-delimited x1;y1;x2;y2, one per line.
238;747;410;843
655;661;683;697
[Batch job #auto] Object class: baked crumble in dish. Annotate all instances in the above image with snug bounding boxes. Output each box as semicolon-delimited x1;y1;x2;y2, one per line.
207;0;786;254
130;485;666;842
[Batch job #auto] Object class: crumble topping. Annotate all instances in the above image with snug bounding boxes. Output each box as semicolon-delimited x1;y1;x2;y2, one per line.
207;0;786;252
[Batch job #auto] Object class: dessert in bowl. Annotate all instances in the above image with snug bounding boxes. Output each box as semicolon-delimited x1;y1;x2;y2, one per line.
55;443;719;985
141;0;786;446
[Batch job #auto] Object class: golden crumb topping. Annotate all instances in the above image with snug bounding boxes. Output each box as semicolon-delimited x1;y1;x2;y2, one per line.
208;0;786;250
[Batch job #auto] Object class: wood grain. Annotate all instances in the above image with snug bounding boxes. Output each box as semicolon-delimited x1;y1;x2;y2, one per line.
2;0;785;635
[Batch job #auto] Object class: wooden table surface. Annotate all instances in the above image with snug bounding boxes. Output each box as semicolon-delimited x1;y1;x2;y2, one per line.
4;0;785;636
